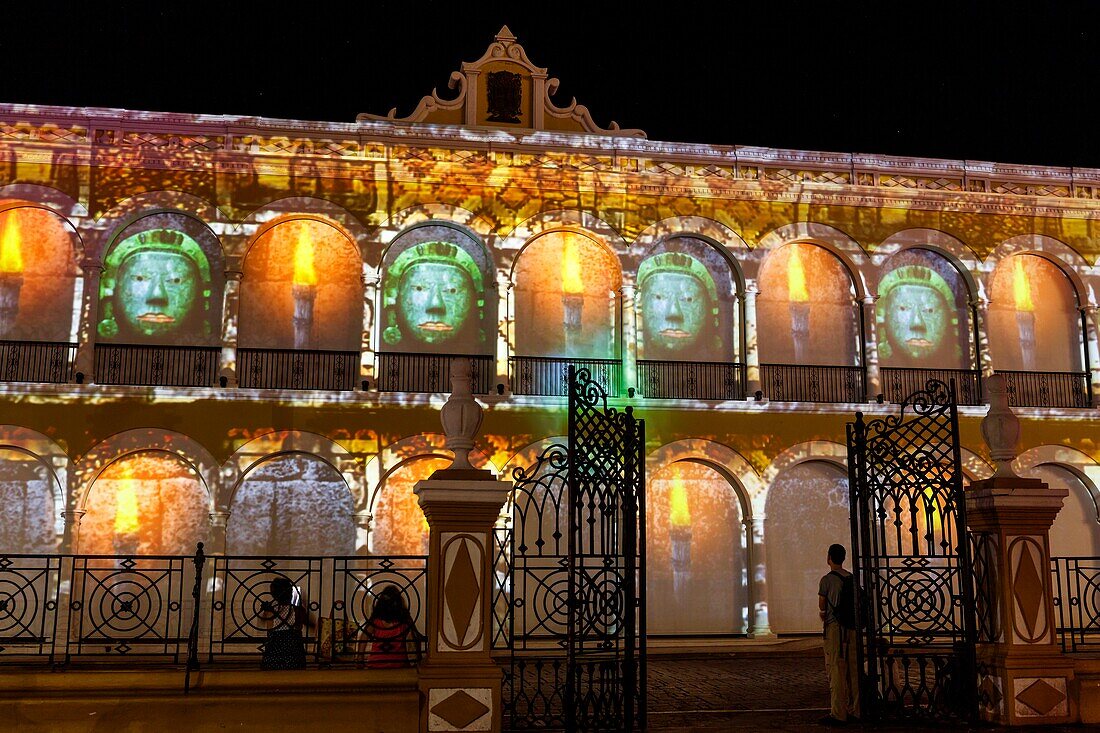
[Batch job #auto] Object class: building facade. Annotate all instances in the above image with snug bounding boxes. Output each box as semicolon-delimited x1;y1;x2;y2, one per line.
2;28;1100;639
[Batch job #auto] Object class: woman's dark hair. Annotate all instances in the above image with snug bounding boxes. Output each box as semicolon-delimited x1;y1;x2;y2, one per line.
370;584;412;624
270;577;294;605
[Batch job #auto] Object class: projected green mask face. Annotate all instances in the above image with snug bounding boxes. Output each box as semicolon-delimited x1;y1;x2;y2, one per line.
116;250;199;338
886;283;948;360
397;262;473;344
642;271;707;352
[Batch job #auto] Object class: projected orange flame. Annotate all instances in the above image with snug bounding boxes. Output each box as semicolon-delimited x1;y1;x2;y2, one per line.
561;237;584;295
1013;257;1034;312
113;467;140;536
0;213;24;274
668;468;692;528
292;223;318;286
787;246;809;303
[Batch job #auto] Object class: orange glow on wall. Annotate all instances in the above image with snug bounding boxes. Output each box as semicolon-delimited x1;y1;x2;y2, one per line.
292;222;318;286
0;213;24;274
1013;256;1034;312
668;468;692;528
561;236;584;295
113;467;140;536
787;245;809;303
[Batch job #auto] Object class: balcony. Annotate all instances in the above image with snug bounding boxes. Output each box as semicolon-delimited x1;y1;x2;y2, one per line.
999;369;1091;408
637;360;746;400
509;356;622;397
761;363;865;403
376;352;493;394
238;348;359;391
94;344;220;387
880;367;983;406
0;340;77;384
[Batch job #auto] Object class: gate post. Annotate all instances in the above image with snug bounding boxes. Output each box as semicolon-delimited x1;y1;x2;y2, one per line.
414;358;511;733
967;374;1074;726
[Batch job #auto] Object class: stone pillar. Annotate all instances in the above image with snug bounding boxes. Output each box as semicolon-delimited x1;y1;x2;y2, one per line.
748;514;771;637
362;268;381;385
620;281;638;396
61;509;86;554
219;268;242;387
354;511;373;555
971;297;994;377
414;358;511;733
208;511;230;555
860;294;881;401
73;261;102;382
743;281;761;398
967;374;1074;725
1079;305;1100;400
496;272;513;393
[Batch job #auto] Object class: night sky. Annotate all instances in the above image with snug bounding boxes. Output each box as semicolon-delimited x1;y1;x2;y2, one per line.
4;2;1100;168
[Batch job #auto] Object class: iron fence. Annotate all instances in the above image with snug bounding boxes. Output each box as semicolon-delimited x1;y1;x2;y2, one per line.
0;340;77;383
637;360;745;400
509;356;622;397
94;344;220;387
761;363;865;403
0;549;427;669
376;352;493;394
880;367;982;406
237;348;359;390
1051;556;1100;653
998;370;1091;408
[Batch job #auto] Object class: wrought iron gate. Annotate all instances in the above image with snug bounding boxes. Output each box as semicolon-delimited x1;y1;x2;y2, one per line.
846;379;977;722
496;367;645;731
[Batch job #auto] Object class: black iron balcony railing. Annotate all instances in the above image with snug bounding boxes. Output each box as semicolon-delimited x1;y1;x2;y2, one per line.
0;340;77;383
637;360;746;400
761;363;865;403
238;348;359;391
0;548;427;671
880;367;983;406
1051;556;1100;653
509;355;622;397
94;344;220;387
376;352;493;394
999;369;1092;408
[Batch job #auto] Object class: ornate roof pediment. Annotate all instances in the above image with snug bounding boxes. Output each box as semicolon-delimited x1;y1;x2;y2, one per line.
357;26;645;138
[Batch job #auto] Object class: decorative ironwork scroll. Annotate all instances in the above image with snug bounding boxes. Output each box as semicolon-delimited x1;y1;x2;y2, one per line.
846;379;978;723
498;366;645;731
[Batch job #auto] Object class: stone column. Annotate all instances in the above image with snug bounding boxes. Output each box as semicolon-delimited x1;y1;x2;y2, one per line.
860;294;881;401
967;374;1075;726
415;359;511;733
620;281;638;396
498;273;514;393
219;268;242;387
747;515;771;637
743;281;761;398
1079;305;1100;400
971;297;994;378
354;511;373;555
362;268;381;386
208;511;230;555
60;509;86;554
73;261;102;382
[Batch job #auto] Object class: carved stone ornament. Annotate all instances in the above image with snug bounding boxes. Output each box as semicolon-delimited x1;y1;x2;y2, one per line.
357;26;645;138
440;358;483;471
981;373;1021;478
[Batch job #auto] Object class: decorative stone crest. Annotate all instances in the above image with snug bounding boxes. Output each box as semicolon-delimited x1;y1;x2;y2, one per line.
440;358;483;471
981;373;1021;478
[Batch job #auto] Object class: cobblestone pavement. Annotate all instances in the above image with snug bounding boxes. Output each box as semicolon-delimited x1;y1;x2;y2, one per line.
647;654;1086;731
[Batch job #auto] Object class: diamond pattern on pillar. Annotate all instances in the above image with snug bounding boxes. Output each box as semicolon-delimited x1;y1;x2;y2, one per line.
430;689;490;729
445;538;480;643
1016;679;1065;716
1012;540;1044;639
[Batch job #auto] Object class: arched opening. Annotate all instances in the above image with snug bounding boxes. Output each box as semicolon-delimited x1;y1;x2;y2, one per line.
370;456;450;555
647;460;747;635
82;451;209;555
227;453;355;556
764;460;849;633
0;447;59;553
1027;464;1100;557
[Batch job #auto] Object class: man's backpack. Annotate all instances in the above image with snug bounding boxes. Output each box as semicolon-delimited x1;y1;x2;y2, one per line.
831;570;857;630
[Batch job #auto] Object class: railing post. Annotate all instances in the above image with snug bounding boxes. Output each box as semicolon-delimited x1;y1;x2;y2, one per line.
185;542;206;693
414;358;511;733
967;374;1076;725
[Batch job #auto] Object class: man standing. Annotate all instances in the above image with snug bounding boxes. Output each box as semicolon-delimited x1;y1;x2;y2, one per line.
818;543;860;725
